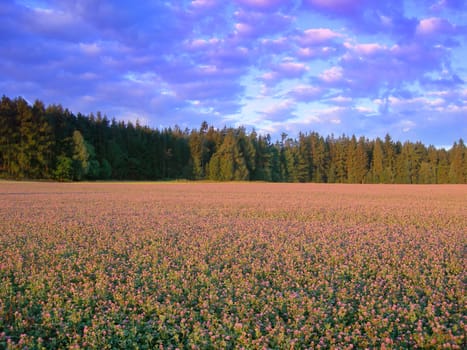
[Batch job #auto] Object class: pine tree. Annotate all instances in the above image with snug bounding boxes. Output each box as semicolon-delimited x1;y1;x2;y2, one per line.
355;136;369;183
0;96;20;177
17;97;36;178
282;138;298;182
449;139;466;183
329;136;347;183
395;142;412;184
297;133;311;182
382;134;396;183
251;133;273;181
208;130;249;181
370;138;384;183
310;132;327;183
236;127;255;180
72;130;98;180
189;129;205;179
32;100;54;178
346;135;358;183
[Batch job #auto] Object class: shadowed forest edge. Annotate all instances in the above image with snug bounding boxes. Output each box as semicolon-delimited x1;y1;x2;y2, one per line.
1;95;466;183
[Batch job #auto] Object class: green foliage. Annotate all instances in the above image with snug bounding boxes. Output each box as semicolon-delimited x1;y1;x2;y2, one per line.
99;158;112;179
0;95;466;183
54;156;73;181
72;130;90;180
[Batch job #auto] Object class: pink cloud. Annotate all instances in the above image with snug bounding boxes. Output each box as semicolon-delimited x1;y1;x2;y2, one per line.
297;46;338;59
430;0;466;11
304;0;366;14
235;0;284;11
354;43;385;55
328;95;352;105
233;10;293;38
186;38;221;50
299;28;342;46
191;0;218;9
261;99;295;121
260;59;309;84
276;61;308;76
344;42;386;56
287;85;322;101
389;43;443;68
79;42;102;55
260;37;290;51
235;22;255;37
320;66;343;83
416;17;455;36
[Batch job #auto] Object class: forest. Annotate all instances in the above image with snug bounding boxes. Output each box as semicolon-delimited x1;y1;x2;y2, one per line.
0;95;466;183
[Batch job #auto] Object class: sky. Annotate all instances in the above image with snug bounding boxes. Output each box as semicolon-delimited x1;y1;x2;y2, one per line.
0;0;466;147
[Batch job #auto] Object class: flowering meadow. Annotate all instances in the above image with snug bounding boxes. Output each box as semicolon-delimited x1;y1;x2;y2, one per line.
0;182;465;349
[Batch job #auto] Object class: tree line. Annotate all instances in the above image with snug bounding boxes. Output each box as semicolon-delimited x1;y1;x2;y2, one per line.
0;95;466;183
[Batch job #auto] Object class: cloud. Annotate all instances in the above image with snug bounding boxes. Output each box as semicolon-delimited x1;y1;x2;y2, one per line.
420;74;464;89
276;61;309;76
25;7;87;40
303;0;366;15
260;99;296;121
286;85;323;102
294;28;344;60
349;42;386;56
191;0;218;9
260;36;291;52
298;28;342;46
326;95;353;105
302;0;421;42
430;0;467;12
79;42;102;55
416;17;456;36
0;0;465;146
310;39;454;102
319;66;344;84
259;58;309;85
233;10;293;38
185;37;221;51
234;0;286;12
296;46;340;59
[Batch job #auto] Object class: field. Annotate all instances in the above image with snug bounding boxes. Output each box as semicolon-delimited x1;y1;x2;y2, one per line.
0;182;465;349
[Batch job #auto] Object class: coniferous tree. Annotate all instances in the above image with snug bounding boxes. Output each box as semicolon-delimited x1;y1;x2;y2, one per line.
238;127;256;179
189;128;206;179
1;95;466;183
382;134;396;183
449;139;466;183
208;130;249;181
426;145;439;183
395;142;413;184
355;136;369;183
328;136;347;183
72;130;99;180
370;137;384;183
54;156;73;181
436;149;450;183
346;135;359;183
270;143;282;182
250;132;273;181
17;97;45;178
296;133;311;182
418;161;433;184
282;137;299;182
310;132;327;183
32;100;54;178
0;96;20;177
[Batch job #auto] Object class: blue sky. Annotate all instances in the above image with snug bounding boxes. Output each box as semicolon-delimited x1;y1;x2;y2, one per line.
1;0;466;146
